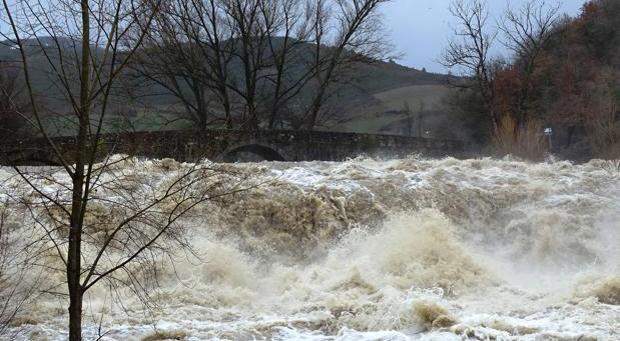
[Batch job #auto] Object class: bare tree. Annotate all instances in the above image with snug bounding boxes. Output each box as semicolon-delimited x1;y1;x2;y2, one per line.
499;0;560;129
133;0;266;130
442;0;499;133
0;0;249;340
133;0;392;131
304;0;392;129
130;21;217;130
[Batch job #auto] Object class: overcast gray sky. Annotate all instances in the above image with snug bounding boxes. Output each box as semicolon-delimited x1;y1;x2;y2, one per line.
383;0;587;73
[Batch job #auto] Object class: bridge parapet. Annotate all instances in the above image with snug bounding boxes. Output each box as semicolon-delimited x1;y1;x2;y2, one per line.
1;130;466;165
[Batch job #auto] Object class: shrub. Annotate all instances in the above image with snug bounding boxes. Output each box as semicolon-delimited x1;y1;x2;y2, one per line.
493;114;547;161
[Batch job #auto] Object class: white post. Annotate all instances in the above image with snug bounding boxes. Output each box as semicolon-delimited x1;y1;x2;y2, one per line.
544;128;553;150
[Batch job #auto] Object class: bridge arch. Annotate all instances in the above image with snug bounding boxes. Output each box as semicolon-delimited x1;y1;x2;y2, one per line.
218;144;287;162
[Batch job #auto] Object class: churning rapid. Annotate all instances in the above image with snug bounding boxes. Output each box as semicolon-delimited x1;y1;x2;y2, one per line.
1;156;619;340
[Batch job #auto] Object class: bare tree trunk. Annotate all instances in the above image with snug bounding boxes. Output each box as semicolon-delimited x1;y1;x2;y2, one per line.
191;83;208;130
67;282;83;341
67;1;91;339
223;95;232;129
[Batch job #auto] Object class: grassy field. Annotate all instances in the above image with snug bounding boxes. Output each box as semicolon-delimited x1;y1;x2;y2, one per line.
331;84;452;134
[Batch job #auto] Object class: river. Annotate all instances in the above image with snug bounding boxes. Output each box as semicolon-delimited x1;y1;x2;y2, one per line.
1;156;619;340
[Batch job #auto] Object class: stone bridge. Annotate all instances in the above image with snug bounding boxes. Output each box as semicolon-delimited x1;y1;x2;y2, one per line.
1;130;466;165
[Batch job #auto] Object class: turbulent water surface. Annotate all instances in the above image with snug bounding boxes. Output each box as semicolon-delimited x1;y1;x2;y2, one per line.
1;156;619;340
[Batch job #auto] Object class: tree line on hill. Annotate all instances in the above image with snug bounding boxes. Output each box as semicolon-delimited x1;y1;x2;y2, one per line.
444;0;620;161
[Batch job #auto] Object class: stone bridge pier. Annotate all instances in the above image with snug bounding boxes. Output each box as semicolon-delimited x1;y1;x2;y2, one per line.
1;130;466;165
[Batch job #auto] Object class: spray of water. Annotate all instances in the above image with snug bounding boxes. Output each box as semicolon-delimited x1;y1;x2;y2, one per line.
1;156;619;340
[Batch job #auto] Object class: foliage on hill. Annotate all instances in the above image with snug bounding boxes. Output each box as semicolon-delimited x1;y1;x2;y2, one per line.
449;0;620;160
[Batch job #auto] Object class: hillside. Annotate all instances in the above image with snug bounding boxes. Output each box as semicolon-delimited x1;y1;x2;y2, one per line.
0;38;456;137
310;60;456;137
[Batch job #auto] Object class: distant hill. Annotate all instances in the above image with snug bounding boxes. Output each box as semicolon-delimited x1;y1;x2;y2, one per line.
325;61;455;137
0;38;459;138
